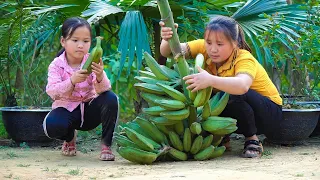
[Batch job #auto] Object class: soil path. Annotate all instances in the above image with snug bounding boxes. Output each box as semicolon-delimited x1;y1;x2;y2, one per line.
0;136;319;180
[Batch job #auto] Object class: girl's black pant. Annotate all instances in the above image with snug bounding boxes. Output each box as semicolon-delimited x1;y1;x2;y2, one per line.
220;89;283;137
43;91;118;146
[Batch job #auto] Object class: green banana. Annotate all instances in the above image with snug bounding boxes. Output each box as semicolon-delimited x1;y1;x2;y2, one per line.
190;122;202;135
156;124;170;135
149;116;177;126
193;89;207;107
203;87;213;105
194;145;215;161
113;134;140;149
168;131;184;151
212;135;224;146
154;99;185;110
209;92;221;110
173;121;184;135
135;116;167;144
160;65;180;79
134;76;173;86
190;135;203;154
194;53;205;73
168;148;188;161
183;128;192;152
156;83;187;103
142;106;166;116
144;52;170;81
213;124;238;135
82;36;103;73
188;68;197;101
201;134;213;150
160;108;190;121
188;106;197;127
134;83;166;95
202;102;210;120
125;121;150;138
202;116;237;132
210;146;226;159
139;70;157;79
117;146;158;164
124;127;159;152
211;92;230;116
140;92;170;104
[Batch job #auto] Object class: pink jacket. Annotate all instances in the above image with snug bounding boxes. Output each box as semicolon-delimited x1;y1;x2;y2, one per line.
46;52;111;126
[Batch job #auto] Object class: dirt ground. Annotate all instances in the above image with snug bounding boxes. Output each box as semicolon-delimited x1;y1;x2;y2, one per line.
0;135;319;180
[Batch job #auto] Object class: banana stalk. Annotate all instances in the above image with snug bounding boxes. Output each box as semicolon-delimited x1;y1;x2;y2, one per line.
157;0;190;99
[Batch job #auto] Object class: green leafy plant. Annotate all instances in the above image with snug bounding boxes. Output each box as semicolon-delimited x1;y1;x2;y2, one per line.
261;0;320;107
0;1;77;107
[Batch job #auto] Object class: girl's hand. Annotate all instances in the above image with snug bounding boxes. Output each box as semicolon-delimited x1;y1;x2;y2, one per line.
159;21;178;41
71;70;89;85
183;66;213;92
92;58;104;82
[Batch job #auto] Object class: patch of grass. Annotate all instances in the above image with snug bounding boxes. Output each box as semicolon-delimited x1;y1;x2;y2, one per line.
0;146;9;150
262;150;272;156
6;152;19;159
16;164;31;167
295;173;304;177
51;168;59;173
58;163;68;167
4;173;13;178
67;167;82;176
42;167;49;172
19;142;30;150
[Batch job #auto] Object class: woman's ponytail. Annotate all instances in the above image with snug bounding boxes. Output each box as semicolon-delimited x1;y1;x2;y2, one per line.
237;24;251;52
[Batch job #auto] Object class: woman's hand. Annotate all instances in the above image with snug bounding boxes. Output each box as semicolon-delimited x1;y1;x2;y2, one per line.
92;58;104;82
183;66;213;92
70;70;89;85
159;21;178;41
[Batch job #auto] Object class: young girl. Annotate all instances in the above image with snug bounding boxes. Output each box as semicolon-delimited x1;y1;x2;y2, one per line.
44;17;118;161
160;15;283;158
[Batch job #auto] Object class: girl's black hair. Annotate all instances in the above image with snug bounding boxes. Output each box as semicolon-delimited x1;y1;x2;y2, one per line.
56;17;92;57
205;15;251;52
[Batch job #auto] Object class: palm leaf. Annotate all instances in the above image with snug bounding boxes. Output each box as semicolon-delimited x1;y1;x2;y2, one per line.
117;11;151;78
31;4;78;15
81;0;124;24
223;0;309;65
9;12;64;66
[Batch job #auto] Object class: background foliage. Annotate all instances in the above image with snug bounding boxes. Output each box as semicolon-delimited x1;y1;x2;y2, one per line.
0;0;319;138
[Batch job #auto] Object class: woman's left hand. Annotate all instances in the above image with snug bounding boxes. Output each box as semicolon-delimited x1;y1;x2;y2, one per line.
183;66;213;92
91;58;104;82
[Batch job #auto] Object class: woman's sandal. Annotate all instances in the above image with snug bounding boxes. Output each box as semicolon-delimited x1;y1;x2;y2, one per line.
99;146;115;161
241;140;263;158
61;141;77;156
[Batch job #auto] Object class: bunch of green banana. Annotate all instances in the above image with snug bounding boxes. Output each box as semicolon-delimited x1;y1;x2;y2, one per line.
114;118;170;164
116;52;238;164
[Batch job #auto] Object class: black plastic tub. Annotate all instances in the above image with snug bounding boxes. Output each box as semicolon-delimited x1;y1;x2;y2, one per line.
265;108;320;145
0;107;52;143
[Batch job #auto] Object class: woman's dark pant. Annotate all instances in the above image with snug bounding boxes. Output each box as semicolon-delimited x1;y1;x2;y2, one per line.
219;89;283;138
43;91;118;146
